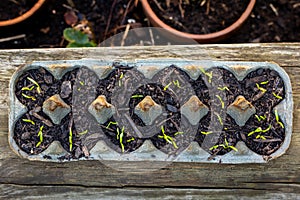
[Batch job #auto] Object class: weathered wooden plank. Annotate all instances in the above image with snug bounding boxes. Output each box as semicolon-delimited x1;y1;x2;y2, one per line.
0;44;299;194
0;184;299;200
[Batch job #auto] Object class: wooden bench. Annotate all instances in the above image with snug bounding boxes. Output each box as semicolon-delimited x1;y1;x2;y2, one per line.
0;43;299;199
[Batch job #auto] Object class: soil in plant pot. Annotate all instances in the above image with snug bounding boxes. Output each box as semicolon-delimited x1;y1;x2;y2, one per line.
0;0;37;21
149;0;250;34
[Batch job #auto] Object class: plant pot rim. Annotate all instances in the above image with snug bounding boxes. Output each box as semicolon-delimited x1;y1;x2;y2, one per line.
0;0;45;27
140;0;256;43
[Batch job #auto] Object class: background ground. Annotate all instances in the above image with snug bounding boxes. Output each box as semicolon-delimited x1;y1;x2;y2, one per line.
0;0;299;49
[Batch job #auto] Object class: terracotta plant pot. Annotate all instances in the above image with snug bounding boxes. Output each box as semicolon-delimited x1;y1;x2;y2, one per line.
0;0;45;27
140;0;256;43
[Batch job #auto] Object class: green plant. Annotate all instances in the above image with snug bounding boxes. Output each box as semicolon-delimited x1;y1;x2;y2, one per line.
36;126;44;147
173;80;181;88
216;95;225;109
22;118;35;125
21;85;34;91
272;92;283;99
274;110;284;128
174;131;184;136
158;126;178;149
22;93;36;101
78;130;88;135
69;127;73;151
200;131;212;135
163;82;172;91
106;121;118;129
199;67;212;83
209;138;238;152
131;94;144;98
255;114;266;122
27;77;41;94
163;80;181;91
217;86;229;91
214;112;223;125
256;83;267;93
126;137;135;142
117;126;125;152
63;28;96;48
248;124;271;137
118;72;124;86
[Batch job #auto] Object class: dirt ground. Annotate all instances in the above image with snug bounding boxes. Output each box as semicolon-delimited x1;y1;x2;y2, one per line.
0;0;299;49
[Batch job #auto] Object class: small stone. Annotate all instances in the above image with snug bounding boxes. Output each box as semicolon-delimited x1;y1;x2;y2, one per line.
134;96;162;125
44;75;53;84
166;104;178;112
60;81;72;99
88;95;115;124
21;132;31;140
227;95;256;126
43;94;71;124
181;95;209;125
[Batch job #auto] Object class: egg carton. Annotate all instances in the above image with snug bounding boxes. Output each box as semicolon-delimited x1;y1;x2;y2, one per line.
9;59;293;163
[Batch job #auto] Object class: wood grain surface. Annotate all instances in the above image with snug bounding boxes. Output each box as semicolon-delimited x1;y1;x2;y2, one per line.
0;44;299;199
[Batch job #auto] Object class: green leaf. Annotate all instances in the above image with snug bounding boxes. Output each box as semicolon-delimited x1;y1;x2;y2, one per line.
63;28;89;44
67;42;96;48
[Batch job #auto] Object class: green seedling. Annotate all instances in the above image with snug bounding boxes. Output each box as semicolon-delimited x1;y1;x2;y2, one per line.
256;83;267;93
116;126;125;152
272;92;283;99
248;124;271;137
116;126;125;140
78;130;88;135
209;138;238;152
106;121;118;129
217;86;230;92
63;28;96;48
119;128;125;153
163;82;172;91
69;127;73;151
274;110;284;128
118;72;124;86
131;94;144;98
22;118;35;125
127;137;135;143
36;126;44;147
21;85;35;91
27;77;41;94
214;112;223;125
173;80;181;88
260;81;269;85
216;95;225;109
158;126;178;149
79;81;84;86
199;67;212;83
200;131;212;135
174;131;184;136
22;93;36;101
255;114;266;122
255;134;266;140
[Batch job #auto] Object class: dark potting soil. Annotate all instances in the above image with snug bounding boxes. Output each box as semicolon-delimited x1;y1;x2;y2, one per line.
149;0;250;34
194;67;285;156
0;0;299;48
13;65;286;159
0;0;36;21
